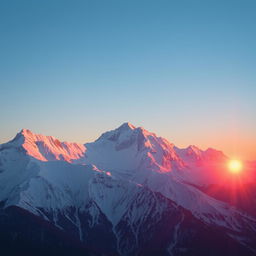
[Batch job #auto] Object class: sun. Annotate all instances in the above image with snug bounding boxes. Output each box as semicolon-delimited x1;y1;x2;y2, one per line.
228;159;243;174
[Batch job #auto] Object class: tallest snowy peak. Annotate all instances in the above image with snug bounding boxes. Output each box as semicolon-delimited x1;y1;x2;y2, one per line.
117;122;136;131
96;122;137;142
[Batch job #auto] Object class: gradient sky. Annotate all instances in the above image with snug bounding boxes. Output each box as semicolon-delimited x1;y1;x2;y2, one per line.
0;0;255;160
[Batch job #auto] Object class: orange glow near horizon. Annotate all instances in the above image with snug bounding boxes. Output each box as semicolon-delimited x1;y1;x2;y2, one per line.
228;159;243;174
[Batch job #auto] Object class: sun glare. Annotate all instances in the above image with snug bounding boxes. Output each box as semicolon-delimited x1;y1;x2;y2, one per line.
228;159;243;174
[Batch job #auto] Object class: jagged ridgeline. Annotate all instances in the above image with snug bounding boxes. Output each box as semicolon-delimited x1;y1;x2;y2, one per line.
0;123;255;256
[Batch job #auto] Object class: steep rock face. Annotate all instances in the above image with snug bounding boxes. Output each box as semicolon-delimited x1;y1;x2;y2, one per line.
0;123;256;255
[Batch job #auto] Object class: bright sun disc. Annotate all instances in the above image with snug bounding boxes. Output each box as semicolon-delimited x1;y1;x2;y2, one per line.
228;160;243;174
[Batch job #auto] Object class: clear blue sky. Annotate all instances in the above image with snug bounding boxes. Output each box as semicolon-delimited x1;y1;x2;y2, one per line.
0;0;255;160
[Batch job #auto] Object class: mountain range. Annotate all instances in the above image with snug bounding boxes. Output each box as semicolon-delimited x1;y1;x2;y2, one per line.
0;123;255;256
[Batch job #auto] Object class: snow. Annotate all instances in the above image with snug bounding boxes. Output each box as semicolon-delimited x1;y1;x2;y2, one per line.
7;128;86;162
0;122;256;241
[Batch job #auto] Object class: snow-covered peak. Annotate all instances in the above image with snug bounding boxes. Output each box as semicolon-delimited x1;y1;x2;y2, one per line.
84;123;184;172
174;144;227;164
7;129;86;162
117;122;136;131
174;145;204;162
96;122;159;146
96;122;136;142
186;145;202;154
204;147;227;161
20;128;33;136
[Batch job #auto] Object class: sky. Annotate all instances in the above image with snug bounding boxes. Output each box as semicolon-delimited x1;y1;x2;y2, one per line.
0;0;255;160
